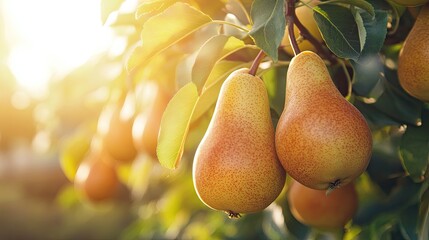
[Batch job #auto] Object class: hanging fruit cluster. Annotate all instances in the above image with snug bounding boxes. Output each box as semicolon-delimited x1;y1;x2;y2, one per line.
58;0;429;238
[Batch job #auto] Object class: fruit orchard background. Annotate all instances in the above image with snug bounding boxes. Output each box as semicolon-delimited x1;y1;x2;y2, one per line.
0;0;428;239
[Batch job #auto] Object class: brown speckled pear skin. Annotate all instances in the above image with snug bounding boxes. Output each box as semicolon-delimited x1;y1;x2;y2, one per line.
275;51;372;190
288;180;358;229
193;68;286;215
398;4;429;102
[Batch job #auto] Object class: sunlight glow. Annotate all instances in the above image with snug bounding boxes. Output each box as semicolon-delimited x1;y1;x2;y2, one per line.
3;0;110;96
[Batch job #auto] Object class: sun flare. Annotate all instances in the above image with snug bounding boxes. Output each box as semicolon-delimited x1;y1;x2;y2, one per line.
2;0;109;96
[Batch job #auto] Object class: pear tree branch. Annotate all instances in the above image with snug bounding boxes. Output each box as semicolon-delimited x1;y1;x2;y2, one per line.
286;0;301;56
285;0;337;64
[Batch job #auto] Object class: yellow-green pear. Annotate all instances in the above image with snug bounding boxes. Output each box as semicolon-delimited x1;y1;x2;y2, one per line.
398;4;429;102
389;0;428;7
193;68;286;217
275;51;372;190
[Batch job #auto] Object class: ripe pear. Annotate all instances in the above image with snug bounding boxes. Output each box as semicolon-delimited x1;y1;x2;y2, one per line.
275;51;372;190
75;151;119;202
398;4;429;102
98;96;138;163
288;180;358;229
282;0;323;55
390;0;428;7
132;83;170;159
193;68;286;217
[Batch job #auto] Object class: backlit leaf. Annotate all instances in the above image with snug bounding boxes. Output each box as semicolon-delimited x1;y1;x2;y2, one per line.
157;82;199;169
193;35;246;93
127;2;212;72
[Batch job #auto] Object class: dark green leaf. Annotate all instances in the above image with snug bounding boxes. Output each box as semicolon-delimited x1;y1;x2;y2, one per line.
399;110;429;183
359;10;388;59
321;0;375;17
399;204;419;240
419;185;429;240
314;4;361;60
249;0;286;61
371;65;424;126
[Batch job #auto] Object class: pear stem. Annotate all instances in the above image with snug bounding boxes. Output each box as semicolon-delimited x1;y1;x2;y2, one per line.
286;0;301;56
248;50;266;76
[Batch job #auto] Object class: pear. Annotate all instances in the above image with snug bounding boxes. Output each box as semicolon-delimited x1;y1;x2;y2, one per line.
75;150;119;202
288;180;358;229
398;4;429;102
275;51;372;190
193;68;286;217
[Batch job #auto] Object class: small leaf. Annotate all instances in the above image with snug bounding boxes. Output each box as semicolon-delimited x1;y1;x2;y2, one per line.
127;2;212;72
351;7;366;51
399;110;429;182
249;0;286;61
314;5;361;60
157;82;199;169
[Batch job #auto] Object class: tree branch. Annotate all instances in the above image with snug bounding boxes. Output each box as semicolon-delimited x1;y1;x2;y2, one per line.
286;0;300;56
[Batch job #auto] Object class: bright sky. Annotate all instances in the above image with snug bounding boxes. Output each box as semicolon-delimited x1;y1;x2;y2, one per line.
2;0;110;97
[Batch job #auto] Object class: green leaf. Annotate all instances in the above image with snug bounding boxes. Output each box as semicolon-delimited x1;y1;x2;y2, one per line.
419;186;429;240
359;10;388;59
135;0;176;21
351;7;366;52
127;2;212;72
157;82;199;169
100;0;124;24
191;60;251;123
314;5;361;60
59;127;93;181
249;0;286;61
399;110;429;182
399;204;419;240
192;35;245;93
372;64;424;125
322;0;375;17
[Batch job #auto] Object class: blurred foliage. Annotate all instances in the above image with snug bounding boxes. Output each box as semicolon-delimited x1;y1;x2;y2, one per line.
0;0;429;239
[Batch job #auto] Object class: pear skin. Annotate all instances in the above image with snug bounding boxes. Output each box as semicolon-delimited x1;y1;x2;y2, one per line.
275;51;372;190
288;180;358;229
398;4;429;102
193;68;286;217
